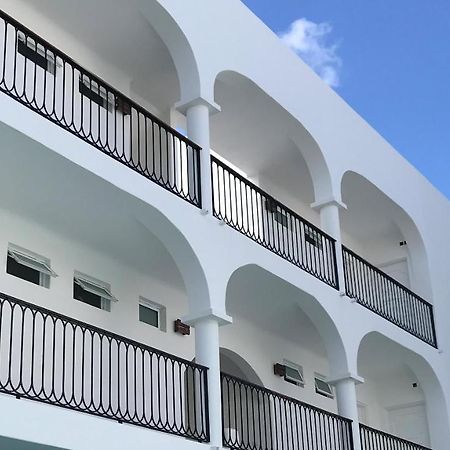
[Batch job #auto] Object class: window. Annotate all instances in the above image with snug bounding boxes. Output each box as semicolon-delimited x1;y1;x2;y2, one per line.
139;297;166;331
79;75;113;111
314;374;334;399
7;244;57;288
305;228;323;249
283;360;304;387
266;199;289;228
73;272;117;311
17;33;56;74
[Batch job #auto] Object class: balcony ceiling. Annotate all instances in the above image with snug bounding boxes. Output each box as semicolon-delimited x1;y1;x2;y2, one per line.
227;265;327;357
11;0;179;115
341;172;405;246
0;121;186;294
358;334;420;385
212;73;315;210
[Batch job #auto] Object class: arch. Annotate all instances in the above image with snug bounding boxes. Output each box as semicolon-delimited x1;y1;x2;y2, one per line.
220;347;264;386
134;203;210;314
213;70;336;204
340;170;433;300
357;331;450;449
137;0;201;104
225;264;351;378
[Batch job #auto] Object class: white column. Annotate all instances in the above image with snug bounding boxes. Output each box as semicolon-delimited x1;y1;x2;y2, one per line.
311;198;347;292
328;374;364;450
178;97;221;214
185;310;232;449
195;317;222;447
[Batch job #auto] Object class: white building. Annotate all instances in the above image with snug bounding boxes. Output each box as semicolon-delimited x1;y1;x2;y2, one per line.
0;1;447;449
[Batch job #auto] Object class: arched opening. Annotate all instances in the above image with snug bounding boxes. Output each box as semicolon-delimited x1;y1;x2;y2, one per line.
220;348;264;445
341;171;436;346
220;264;352;449
341;171;431;299
221;347;264;386
0;121;210;349
212;71;333;228
357;332;449;449
8;0;187;122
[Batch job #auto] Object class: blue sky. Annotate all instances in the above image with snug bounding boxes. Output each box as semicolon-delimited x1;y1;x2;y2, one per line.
242;0;450;199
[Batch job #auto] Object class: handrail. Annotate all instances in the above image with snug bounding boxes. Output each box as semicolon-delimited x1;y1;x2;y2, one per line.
360;424;431;450
211;156;339;289
221;372;354;450
0;291;210;441
342;246;437;348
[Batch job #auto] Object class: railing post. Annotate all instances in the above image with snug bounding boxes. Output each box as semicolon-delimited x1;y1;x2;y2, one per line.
177;97;221;213
311;198;347;292
328;374;364;450
183;310;232;448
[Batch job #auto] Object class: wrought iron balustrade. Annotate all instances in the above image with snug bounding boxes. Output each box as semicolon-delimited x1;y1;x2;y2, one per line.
0;10;202;207
342;246;437;348
0;291;209;441
211;156;339;289
360;424;431;450
221;373;354;450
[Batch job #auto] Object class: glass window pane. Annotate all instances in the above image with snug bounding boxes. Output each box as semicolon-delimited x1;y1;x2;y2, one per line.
7;255;40;285
74;281;102;309
285;366;302;383
139;304;159;328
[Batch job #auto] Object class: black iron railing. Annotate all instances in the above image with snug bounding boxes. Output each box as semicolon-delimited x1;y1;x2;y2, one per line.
342;247;437;348
360;424;431;450
0;292;209;442
211;156;339;289
221;373;353;450
0;10;202;207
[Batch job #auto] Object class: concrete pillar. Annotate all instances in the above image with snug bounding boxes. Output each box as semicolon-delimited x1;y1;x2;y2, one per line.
177;98;221;214
184;310;232;449
328;373;364;450
311;198;347;292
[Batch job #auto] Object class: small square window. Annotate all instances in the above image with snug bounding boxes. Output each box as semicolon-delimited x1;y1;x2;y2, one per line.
305;228;323;249
265;199;289;228
79;75;113;111
139;297;166;331
17;33;56;74
283;360;304;387
73;272;116;311
315;375;334;399
7;244;57;288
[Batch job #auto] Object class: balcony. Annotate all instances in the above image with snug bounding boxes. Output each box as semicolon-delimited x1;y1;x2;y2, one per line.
0;10;202;208
343;247;437;348
360;424;431;450
0;9;437;348
0;291;209;442
221;373;354;450
211;156;339;289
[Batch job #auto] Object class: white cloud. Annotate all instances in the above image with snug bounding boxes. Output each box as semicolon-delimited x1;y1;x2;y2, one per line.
279;18;342;88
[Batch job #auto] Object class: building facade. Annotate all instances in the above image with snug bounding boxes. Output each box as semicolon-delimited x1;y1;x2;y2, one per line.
0;1;448;449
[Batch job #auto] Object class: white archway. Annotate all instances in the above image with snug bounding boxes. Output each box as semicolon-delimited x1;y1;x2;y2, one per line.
357;331;450;450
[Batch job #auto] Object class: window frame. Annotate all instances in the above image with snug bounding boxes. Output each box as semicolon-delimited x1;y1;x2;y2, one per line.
139;297;167;332
265;199;290;228
17;32;57;74
314;374;334;399
7;244;57;288
283;360;304;387
79;75;114;112
305;227;323;249
73;271;117;311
